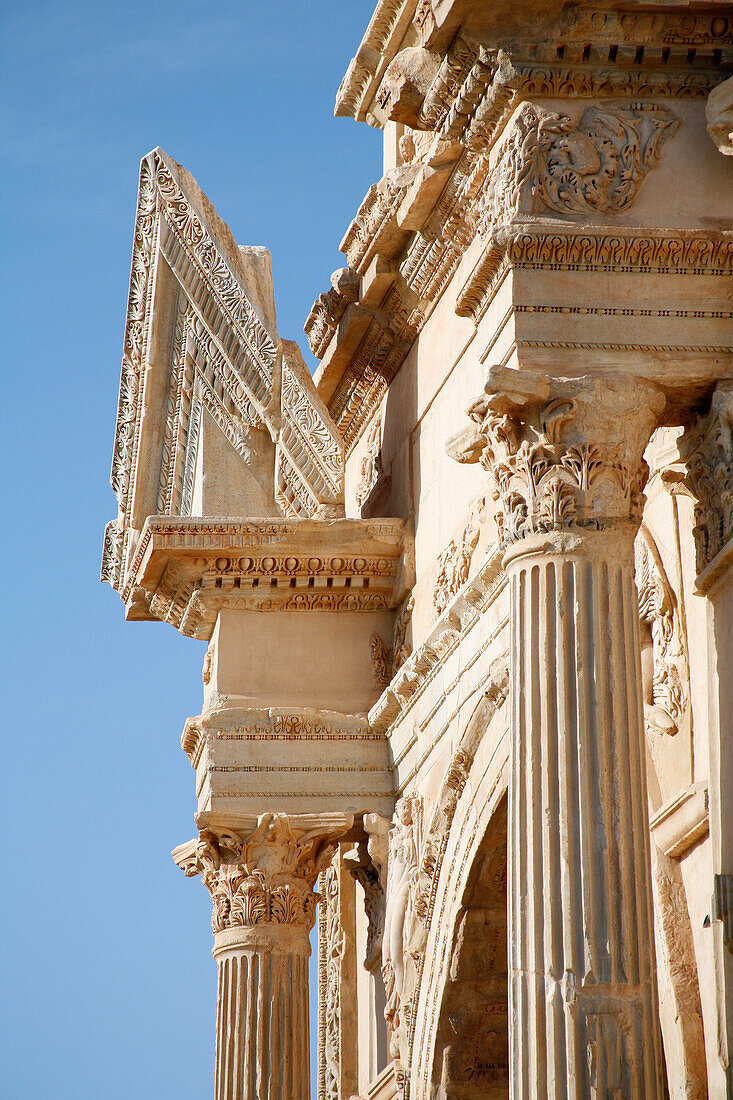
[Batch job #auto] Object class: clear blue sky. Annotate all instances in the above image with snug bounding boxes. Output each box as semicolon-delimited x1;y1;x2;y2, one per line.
1;3;379;1096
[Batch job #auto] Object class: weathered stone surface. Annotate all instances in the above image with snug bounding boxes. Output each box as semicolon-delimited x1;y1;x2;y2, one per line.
103;3;733;1098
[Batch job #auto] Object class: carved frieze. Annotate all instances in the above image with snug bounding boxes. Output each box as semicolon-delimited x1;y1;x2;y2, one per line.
114;515;406;635
102;148;346;597
477;102;678;230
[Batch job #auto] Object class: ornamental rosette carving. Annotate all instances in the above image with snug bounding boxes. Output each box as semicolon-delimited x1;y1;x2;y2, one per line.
173;814;349;933
447;366;665;546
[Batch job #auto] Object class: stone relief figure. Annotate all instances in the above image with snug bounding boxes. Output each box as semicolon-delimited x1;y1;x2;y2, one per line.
382;794;422;1059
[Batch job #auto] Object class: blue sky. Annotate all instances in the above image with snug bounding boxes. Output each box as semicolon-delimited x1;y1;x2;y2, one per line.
1;3;379;1095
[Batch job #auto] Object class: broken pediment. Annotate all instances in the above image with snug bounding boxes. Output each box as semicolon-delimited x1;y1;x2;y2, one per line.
101;148;345;597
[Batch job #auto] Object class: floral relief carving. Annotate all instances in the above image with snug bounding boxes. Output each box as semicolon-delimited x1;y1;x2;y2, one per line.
433;498;484;616
478;102;678;232
355;412;386;512
318;858;344;1100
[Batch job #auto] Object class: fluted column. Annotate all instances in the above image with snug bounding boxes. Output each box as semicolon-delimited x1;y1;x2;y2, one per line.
449;367;666;1099
174;812;352;1100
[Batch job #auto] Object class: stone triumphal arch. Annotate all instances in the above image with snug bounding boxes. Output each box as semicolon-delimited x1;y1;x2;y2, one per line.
103;2;733;1096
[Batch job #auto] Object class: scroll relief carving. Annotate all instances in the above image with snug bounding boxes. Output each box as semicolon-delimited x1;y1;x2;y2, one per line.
355;411;388;512
679;383;733;574
446;365;665;546
477;101;679;232
433;497;485;616
319;859;344;1100
635;529;690;736
173;814;342;932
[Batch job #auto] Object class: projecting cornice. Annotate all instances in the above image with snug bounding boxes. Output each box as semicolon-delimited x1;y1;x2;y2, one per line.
120;515;409;638
335;0;419;125
314;7;733;452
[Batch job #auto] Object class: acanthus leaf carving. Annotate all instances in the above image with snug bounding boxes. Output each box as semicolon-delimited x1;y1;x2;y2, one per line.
447;365;665;546
477;102;678;234
173;813;350;933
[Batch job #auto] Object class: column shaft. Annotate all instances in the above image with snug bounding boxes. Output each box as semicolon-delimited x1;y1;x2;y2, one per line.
214;929;310;1100
507;535;663;1099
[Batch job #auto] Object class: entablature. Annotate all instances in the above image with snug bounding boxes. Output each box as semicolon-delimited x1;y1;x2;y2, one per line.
121;515;408;638
315;3;733;454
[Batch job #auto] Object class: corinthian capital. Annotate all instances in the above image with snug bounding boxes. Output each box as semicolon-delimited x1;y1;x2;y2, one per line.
447;366;665;546
173;813;352;933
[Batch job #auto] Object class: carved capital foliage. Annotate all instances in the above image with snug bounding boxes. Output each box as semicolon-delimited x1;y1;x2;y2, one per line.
173;813;350;933
447;367;665;546
679;383;733;575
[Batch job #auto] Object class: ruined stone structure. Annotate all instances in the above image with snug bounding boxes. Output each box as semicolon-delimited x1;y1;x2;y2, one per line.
102;3;733;1097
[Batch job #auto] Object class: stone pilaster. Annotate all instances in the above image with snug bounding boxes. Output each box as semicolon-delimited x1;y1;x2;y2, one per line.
174;813;352;1100
449;367;666;1099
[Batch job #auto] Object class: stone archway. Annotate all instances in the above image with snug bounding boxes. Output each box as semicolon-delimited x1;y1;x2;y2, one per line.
430;796;509;1099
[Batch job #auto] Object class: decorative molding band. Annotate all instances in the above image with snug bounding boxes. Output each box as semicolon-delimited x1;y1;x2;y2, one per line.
456;227;733;325
121;515;407;637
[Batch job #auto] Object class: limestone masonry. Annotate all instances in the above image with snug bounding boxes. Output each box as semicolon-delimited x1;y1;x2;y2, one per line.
102;3;733;1097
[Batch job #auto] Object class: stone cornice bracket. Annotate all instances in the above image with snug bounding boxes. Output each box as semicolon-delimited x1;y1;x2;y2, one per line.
173;813;353;933
446;364;666;546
